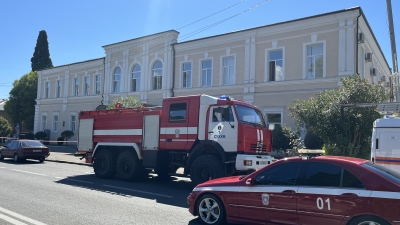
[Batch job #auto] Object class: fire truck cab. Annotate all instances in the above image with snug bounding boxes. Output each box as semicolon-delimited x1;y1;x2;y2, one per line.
78;94;274;184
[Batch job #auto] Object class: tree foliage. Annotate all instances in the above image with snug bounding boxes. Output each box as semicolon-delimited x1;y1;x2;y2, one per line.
4;72;38;131
106;96;142;109
31;30;53;71
272;125;302;151
34;131;47;140
0;116;12;137
61;130;74;146
288;75;389;159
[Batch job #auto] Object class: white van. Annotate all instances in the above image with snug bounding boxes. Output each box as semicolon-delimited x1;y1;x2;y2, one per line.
371;116;400;173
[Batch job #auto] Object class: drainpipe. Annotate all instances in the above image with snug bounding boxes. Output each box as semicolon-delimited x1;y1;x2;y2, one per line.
171;43;176;97
355;10;362;75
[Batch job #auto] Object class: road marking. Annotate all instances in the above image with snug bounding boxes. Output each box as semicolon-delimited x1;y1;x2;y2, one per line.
0;212;28;225
55;177;93;184
10;169;47;176
0;207;47;225
103;185;173;198
0;167;5;169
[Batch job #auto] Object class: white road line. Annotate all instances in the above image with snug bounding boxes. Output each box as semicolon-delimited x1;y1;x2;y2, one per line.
0;167;5;169
0;212;28;225
103;185;173;198
10;169;47;176
55;177;93;184
0;207;47;225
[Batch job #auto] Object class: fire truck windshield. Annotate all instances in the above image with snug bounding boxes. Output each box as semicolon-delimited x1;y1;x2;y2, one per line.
235;105;266;128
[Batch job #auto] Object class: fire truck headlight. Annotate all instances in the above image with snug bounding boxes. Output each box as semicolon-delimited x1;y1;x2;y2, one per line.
244;160;252;166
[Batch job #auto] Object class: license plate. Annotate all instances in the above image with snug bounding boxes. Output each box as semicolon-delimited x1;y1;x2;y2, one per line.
33;150;42;152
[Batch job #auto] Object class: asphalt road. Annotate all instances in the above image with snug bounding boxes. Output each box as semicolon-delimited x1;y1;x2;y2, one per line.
0;159;204;225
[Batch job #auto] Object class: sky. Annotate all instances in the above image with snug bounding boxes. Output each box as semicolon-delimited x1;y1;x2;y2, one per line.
0;0;399;100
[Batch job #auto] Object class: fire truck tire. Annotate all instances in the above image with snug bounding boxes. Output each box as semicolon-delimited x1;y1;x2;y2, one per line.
116;150;144;181
190;155;224;185
348;215;390;225
93;149;116;179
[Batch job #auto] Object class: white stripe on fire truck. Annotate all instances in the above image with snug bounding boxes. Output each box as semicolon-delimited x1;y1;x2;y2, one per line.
193;186;400;200
159;139;196;142
160;127;198;134
94;129;142;136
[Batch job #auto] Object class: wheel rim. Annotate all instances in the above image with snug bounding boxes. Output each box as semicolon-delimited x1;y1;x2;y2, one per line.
121;159;132;174
98;157;109;173
357;222;381;225
197;165;213;183
198;197;220;224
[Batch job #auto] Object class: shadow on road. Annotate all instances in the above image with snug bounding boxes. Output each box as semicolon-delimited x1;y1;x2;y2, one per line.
0;159;44;165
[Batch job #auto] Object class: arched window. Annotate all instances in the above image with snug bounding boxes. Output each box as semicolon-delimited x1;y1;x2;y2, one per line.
131;65;141;92
152;61;162;90
113;67;121;93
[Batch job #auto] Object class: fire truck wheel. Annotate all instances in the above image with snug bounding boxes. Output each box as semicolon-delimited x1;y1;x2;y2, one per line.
116;150;143;181
93;149;116;179
190;155;224;185
348;215;390;225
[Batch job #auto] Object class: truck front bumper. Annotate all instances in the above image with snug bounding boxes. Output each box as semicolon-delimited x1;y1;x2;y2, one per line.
235;154;275;171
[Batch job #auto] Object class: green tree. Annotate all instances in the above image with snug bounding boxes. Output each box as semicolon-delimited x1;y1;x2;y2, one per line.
31;30;53;71
61;130;74;146
34;131;47;140
4;72;38;131
106;96;142;109
0;116;12;138
288;75;389;159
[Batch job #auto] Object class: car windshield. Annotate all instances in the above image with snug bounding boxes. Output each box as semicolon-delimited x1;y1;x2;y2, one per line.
22;141;46;147
235;105;266;127
362;162;400;185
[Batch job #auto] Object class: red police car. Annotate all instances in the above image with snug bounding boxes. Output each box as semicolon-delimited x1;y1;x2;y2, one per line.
187;156;400;225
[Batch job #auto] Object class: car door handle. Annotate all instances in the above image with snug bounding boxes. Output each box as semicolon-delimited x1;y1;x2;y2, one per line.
341;193;358;198
281;190;296;195
208;131;214;134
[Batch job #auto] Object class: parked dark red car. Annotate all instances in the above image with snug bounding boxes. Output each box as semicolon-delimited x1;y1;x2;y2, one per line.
188;156;400;225
0;140;50;163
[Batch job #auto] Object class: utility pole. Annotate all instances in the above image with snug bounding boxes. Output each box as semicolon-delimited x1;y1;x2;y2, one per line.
386;0;398;101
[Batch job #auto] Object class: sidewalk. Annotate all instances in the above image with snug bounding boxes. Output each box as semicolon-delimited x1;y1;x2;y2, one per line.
46;145;90;166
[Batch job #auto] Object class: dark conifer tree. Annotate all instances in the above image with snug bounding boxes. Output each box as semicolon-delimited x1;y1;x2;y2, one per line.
31;30;53;71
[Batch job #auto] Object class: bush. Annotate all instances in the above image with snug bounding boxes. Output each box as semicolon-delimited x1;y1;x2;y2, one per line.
61;130;74;146
35;131;47;140
25;132;35;140
0;116;12;138
272;125;302;151
57;137;64;146
304;132;324;149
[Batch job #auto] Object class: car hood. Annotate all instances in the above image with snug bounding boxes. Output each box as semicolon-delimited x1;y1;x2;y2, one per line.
196;175;243;187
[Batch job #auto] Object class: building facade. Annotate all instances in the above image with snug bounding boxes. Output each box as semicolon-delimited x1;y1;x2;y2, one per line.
34;7;390;143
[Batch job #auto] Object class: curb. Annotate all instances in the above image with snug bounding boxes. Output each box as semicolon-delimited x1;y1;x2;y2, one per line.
45;159;92;167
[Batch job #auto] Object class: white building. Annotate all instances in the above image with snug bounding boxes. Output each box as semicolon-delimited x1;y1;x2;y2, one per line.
35;7;391;143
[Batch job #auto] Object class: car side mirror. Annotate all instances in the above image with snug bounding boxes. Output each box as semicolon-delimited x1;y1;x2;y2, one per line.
246;178;254;186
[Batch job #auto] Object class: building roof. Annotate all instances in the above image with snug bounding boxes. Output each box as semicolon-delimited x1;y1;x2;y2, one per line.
0;100;6;111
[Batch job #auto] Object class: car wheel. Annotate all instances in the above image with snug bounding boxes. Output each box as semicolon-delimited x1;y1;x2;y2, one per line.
93;149;116;179
349;215;390;225
190;155;224;185
14;154;19;163
0;152;3;160
39;158;45;163
196;194;226;225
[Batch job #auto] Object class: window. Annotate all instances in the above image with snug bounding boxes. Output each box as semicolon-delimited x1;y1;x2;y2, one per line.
45;82;50;98
182;63;192;88
235;105;266;127
56;80;62;98
363;162;400;185
212;107;234;122
306;44;323;78
74;78;79;96
113;67;121;93
169;103;187;123
84;77;90;96
342;170;365;189
222;57;234;85
255;162;302;185
301;162;342;187
201;60;212;87
70;115;76;133
41;115;47;131
268;50;283;81
95;75;101;95
131;65;141;92
152;61;162;90
53;115;59;132
266;113;282;130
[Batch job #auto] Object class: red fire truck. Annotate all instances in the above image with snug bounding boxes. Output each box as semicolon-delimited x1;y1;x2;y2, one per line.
77;94;274;184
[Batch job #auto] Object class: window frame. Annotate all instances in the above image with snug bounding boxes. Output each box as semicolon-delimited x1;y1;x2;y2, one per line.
95;75;101;95
52;113;59;132
84;76;90;96
131;64;141;92
181;61;192;89
70;113;77;134
41;113;47;131
152;61;163;90
221;55;235;86
56;80;62;98
45;81;50;99
255;161;302;186
74;77;79;96
264;107;283;130
199;59;213;87
169;103;187;123
113;67;121;93
303;41;326;79
265;48;285;82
